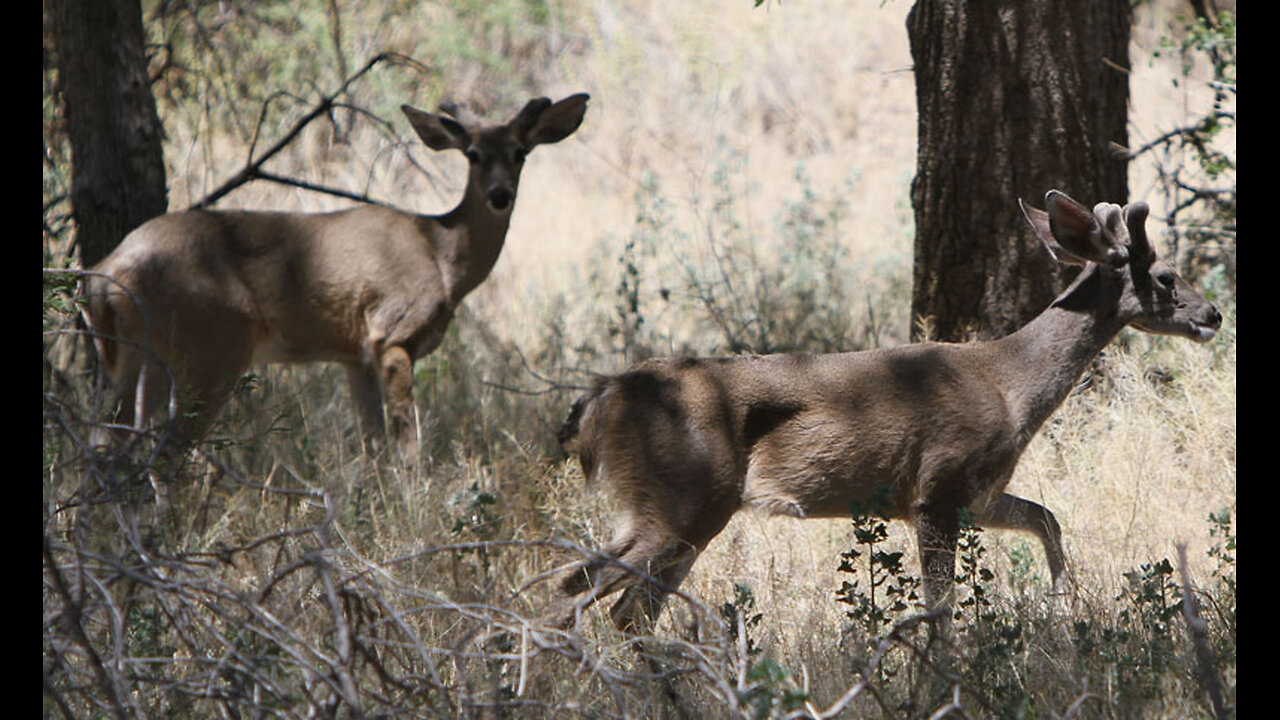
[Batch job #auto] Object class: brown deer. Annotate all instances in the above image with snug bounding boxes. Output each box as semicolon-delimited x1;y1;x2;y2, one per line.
81;93;589;461
550;190;1222;633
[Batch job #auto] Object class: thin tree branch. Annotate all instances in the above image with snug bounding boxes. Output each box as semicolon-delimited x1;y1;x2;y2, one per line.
191;52;430;210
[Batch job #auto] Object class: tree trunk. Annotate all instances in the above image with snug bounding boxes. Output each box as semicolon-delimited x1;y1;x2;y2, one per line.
906;0;1130;342
49;0;167;268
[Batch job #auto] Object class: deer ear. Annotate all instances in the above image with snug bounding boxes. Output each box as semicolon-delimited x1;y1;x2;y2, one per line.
401;105;470;151
1022;190;1120;267
1019;198;1057;257
516;93;589;147
1021;193;1089;266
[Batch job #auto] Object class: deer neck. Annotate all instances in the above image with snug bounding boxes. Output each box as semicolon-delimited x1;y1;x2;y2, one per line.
432;189;514;306
989;266;1131;440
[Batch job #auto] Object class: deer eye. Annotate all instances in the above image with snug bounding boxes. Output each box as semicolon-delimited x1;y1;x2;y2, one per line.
465;149;482;164
1153;270;1179;301
513;148;528;163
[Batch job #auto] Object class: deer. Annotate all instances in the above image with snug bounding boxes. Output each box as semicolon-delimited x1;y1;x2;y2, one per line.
548;189;1222;635
80;93;589;462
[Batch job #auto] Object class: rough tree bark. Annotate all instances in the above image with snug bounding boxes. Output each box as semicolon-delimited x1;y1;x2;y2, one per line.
906;0;1131;341
49;0;168;268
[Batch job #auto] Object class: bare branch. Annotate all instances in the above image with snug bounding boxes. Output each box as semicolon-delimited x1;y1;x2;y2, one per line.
191;52;429;210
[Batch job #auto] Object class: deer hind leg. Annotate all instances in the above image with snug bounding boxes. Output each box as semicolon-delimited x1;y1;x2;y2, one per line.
90;345;183;462
85;288;174;450
607;544;700;635
95;339;162;446
551;520;668;629
163;315;255;453
976;492;1067;591
112;318;249;451
551;513;715;633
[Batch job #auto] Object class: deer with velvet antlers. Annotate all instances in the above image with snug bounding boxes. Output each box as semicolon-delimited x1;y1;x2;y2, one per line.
549;190;1222;633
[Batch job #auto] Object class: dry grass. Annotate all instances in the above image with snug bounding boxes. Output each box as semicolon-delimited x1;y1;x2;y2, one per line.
40;279;1237;718
44;1;1234;717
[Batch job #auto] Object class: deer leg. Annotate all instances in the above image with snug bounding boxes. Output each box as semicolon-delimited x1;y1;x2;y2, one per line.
592;509;730;633
551;518;702;632
913;500;960;617
615;549;703;719
173;376;236;448
92;306;218;455
344;362;386;453
608;485;739;634
93;342;155;449
160;299;257;447
976;492;1067;591
377;345;419;461
608;546;699;634
97;345;198;469
551;526;663;627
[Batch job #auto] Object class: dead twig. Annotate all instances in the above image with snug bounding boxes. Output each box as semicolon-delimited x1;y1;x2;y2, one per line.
192;52;431;211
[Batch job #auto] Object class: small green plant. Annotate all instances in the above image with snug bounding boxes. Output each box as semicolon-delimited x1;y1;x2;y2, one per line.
951;520;1036;715
449;482;502;575
610;174;665;363
1206;507;1236;660
720;582;764;658
1069;556;1188;712
1209;511;1237;716
952;514;995;624
1004;540;1044;595
1120;559;1183;639
742;657;810;719
42;270;79;327
835;514;922;641
834;486;924;693
125;603;175;660
1207;507;1235;583
1118;558;1185;704
721;583;810;719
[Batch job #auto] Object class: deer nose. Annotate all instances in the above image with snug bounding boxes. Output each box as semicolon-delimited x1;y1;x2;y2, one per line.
1207;306;1223;329
487;187;513;211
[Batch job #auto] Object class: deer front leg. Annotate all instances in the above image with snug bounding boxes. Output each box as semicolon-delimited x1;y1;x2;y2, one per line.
378;344;419;462
977;492;1068;592
345;363;386;455
913;500;960;628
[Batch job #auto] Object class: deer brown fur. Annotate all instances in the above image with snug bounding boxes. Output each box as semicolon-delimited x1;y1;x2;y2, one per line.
81;93;589;461
550;190;1222;633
